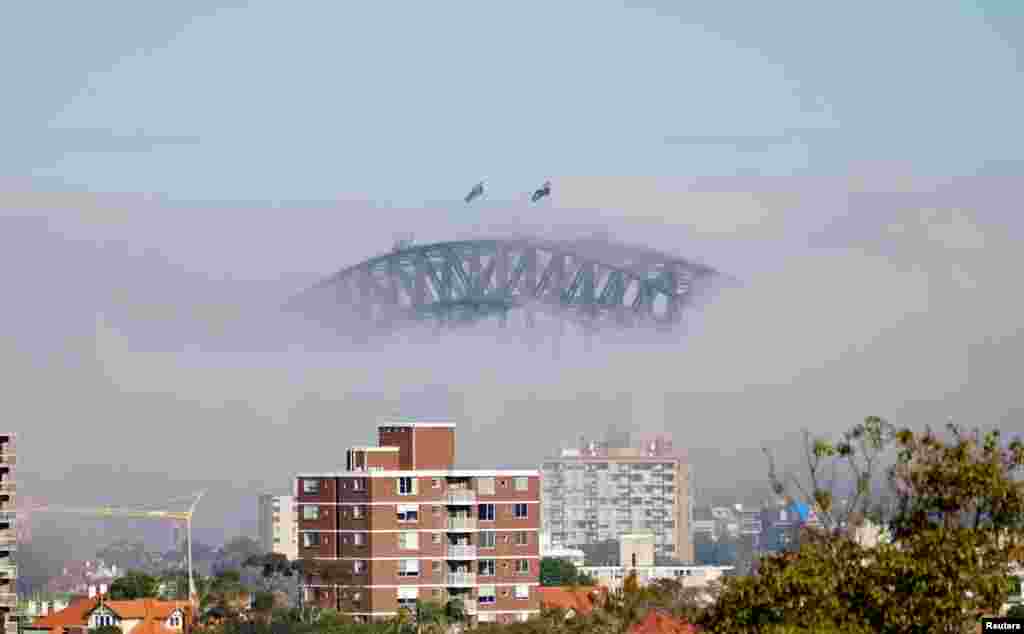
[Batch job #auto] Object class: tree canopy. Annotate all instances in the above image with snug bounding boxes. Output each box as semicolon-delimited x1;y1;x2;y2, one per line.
109;570;160;600
539;558;595;587
703;419;1024;633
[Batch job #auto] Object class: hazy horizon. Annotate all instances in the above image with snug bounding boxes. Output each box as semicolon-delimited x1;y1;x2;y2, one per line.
4;1;1024;554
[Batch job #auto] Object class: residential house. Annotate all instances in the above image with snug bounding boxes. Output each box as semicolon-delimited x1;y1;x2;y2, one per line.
24;594;191;634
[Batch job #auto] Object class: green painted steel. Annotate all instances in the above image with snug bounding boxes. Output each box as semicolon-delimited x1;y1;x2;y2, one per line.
288;238;721;332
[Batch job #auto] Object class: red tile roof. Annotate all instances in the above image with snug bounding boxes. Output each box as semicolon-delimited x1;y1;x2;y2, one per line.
28;597;99;630
628;611;700;634
28;597;190;633
537;586;605;616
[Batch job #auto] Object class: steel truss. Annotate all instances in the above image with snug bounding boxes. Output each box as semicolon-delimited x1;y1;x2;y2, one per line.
287;238;721;334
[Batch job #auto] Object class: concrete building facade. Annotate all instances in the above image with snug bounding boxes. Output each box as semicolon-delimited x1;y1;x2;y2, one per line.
577;531;731;595
541;431;693;562
296;422;541;625
258;495;298;560
1;433;16;634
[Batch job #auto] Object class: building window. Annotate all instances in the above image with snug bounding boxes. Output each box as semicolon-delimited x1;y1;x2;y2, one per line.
432;478;441;489
478;504;495;521
302;479;320;494
513;503;528;519
397;587;418;610
514;584;529;599
477;477;496;495
398;477;417;495
398;559;420;577
432;532;442;544
432;505;441;516
302;533;321;547
478;531;496;549
302;506;320;521
515;531;529;546
353;560;366;575
515;559;530;575
351;505;364;519
632;553;637;567
398;531;419;550
514;477;528;491
478;585;496;604
352;478;365;491
432;560;442;573
397;504;419;522
478;559;496;576
353;533;366;546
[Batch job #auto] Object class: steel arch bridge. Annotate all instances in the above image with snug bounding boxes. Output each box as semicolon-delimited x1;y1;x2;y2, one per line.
286;237;723;334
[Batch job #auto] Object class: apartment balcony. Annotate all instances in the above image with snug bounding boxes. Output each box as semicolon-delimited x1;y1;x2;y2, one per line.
0;483;14;494
446;490;477;505
0;564;15;578
446;517;477;531
0;531;14;545
0;454;13;466
446;545;477;559
0;592;15;607
446;573;476;587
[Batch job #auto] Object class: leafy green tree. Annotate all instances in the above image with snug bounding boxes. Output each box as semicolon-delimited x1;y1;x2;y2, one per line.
1007;604;1024;619
443;597;466;625
109;569;160;599
540;558;593;587
704;419;1024;634
252;591;275;612
413;600;445;634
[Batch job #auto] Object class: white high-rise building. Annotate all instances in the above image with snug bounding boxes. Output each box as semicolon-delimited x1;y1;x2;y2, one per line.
258;494;298;560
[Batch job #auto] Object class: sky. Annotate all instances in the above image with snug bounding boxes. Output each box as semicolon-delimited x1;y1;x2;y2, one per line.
2;1;1023;550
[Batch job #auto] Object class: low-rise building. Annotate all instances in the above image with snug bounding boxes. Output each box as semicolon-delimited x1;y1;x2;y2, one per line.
578;531;731;594
23;592;191;634
539;532;585;568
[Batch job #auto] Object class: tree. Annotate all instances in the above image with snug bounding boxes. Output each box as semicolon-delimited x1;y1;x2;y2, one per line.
414;600;445;634
540;558;593;587
219;537;263;569
243;552;298;600
1007;604;1024;619
109;570;160;600
703;419;1024;634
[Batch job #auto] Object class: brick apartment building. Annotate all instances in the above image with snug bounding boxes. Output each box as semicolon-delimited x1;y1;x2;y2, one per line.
296;422;541;625
1;433;16;634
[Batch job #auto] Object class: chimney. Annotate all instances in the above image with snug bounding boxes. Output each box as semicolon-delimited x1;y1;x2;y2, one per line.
88;586;96;599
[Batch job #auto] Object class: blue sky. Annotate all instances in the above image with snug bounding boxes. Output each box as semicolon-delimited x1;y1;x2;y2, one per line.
5;1;1022;204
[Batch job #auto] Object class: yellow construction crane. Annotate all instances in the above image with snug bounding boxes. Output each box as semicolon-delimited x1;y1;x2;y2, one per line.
31;491;206;614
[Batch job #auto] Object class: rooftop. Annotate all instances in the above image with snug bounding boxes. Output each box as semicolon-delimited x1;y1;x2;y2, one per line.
297;468;538;478
377;421;456;428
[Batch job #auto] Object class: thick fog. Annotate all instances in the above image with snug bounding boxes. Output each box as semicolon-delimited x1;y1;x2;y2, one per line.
3;1;1023;554
4;175;1024;552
